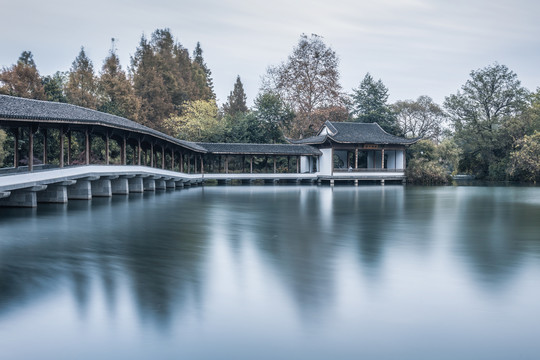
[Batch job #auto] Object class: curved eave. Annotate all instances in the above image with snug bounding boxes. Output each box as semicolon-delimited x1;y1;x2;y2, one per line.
327;135;420;146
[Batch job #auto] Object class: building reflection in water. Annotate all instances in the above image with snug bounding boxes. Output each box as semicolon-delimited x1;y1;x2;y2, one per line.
0;185;539;335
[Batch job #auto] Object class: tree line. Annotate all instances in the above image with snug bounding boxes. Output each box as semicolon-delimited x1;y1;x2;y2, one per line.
1;30;539;182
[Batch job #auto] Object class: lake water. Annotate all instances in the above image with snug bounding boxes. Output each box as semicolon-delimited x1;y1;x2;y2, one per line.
1;185;540;359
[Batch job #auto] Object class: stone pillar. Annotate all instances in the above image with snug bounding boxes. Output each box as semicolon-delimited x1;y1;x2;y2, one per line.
166;180;177;189
37;181;76;203
155;178;166;190
0;185;46;208
143;178;156;191
91;177;114;197
112;177;130;195
128;176;144;193
68;178;96;200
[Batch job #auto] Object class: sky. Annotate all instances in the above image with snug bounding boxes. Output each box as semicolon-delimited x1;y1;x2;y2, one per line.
2;0;540;107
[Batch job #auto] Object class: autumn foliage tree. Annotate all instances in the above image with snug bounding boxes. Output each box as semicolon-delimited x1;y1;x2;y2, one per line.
0;51;45;99
98;42;139;120
65;47;98;109
262;34;343;138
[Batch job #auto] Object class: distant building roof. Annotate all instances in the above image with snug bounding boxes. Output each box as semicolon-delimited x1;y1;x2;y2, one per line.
290;121;419;145
0;95;207;153
197;142;321;156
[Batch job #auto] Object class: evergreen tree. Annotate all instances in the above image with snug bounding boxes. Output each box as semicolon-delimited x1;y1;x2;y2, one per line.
42;71;67;102
131;29;215;131
0;51;46;99
66;47;98;109
131;35;173;131
192;42;215;100
98;40;139;120
351;73;399;134
223;75;248;116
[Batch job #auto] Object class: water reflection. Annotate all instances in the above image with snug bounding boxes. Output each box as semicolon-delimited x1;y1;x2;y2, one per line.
1;185;540;359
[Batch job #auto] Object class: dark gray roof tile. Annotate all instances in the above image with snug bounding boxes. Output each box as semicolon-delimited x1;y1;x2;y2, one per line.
0;95;207;152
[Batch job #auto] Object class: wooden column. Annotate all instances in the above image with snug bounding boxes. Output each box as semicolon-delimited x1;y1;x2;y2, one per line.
105;133;110;165
150;143;154;167
171;150;175;171
13;128;19;168
188;154;191;174
42;128;47;164
161;146;165;169
250;156;253;173
85;128;90;165
225;156;229;174
67;131;71;165
381;148;385;169
122;137;127;165
180;152;183;172
200;155;204;174
137;139;142;166
194;154;198;173
28;127;34;172
273;156;277;173
296;156;299;173
59;128;64;168
287;156;290;173
355;148;358;169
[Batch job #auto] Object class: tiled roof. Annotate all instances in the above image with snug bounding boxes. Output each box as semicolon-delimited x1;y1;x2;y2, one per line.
291;121;419;145
0;95;207;153
197;142;322;156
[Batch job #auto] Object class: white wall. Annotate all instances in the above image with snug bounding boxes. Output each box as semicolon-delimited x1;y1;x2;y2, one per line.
396;150;405;170
318;148;333;175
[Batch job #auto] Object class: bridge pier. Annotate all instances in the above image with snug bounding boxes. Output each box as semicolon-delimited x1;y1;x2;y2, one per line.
128;176;144;193
68;177;97;200
143;178;156;191
155;178;166;190
37;180;76;203
112;177;130;195
91;176;118;197
0;185;47;208
166;180;176;189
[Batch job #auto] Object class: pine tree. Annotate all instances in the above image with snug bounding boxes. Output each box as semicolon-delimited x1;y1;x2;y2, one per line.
223;75;248;116
193;42;215;100
65;47;98;109
131;35;173;131
42;71;67;102
98;40;139;120
351;73;399;134
0;51;46;99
